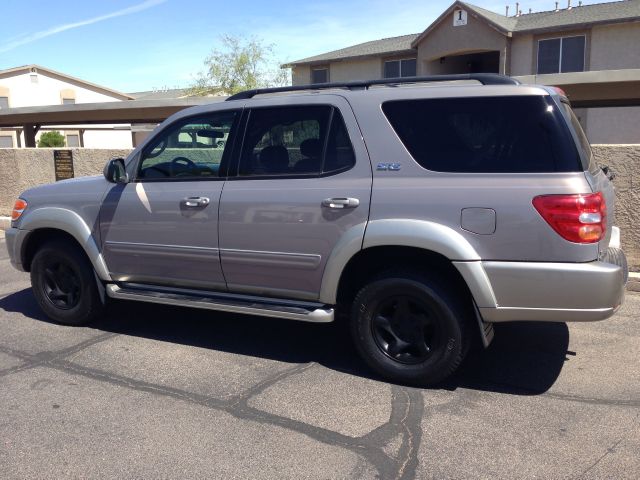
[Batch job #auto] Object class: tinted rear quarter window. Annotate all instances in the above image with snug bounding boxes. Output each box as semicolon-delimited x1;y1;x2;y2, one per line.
561;102;595;173
382;96;581;173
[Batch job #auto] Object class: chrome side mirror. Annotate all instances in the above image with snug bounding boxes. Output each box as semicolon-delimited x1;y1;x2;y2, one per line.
103;158;129;184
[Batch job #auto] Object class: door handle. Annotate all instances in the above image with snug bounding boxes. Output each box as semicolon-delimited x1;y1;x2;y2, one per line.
182;196;210;208
321;197;360;209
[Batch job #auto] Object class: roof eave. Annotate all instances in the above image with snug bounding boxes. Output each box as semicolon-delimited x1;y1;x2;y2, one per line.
283;48;418;68
513;16;640;34
0;64;134;100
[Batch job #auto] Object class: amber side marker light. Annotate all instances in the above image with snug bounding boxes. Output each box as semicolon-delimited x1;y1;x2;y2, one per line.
11;199;28;221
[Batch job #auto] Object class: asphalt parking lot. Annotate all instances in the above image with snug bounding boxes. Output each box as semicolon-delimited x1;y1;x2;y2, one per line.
0;239;638;479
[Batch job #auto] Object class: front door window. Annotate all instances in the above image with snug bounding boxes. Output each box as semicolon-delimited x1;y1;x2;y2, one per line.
139;111;237;180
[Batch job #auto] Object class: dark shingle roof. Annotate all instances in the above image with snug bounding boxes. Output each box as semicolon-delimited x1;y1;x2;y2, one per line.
287;1;640;66
460;2;518;31
510;0;640;32
129;88;189;100
284;33;419;67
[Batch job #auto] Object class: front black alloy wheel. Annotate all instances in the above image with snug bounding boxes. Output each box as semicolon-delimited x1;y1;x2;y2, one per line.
31;240;105;325
41;260;81;310
351;272;469;386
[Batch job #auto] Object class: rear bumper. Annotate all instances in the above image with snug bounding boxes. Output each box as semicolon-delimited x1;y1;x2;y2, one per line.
475;257;626;323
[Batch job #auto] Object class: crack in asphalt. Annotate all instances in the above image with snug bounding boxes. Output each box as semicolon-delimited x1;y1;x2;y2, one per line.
0;332;119;378
0;335;425;479
544;391;640;408
574;410;640;479
576;437;625;479
3;327;640;478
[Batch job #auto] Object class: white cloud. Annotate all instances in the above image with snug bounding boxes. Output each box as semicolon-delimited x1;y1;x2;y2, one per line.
0;0;167;54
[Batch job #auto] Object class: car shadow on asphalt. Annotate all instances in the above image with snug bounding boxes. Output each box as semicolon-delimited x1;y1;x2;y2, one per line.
1;288;569;395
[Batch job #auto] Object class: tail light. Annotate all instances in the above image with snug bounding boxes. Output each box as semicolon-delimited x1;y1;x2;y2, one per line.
11;199;28;221
533;192;606;244
551;86;567;97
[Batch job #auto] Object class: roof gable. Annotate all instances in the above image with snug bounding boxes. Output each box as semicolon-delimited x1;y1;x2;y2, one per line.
0;64;134;100
413;0;640;47
411;1;515;48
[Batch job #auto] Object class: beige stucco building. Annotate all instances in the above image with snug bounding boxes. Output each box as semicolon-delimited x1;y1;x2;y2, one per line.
286;0;640;144
0;65;134;149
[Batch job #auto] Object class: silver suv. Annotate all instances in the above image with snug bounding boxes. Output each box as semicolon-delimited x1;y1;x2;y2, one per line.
5;74;628;386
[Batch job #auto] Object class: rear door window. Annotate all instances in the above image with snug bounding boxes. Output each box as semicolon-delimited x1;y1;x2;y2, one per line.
382;96;582;173
238;105;355;177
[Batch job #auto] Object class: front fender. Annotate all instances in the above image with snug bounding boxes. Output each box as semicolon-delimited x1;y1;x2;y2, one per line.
17;207;111;281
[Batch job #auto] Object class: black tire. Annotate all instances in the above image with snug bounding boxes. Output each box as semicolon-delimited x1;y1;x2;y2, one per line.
350;271;469;386
30;240;105;326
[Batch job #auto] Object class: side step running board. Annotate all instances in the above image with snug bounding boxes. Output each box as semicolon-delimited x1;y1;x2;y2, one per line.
105;284;334;323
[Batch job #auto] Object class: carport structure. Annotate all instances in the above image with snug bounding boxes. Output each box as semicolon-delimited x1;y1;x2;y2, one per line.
0;96;222;148
2;77;639;148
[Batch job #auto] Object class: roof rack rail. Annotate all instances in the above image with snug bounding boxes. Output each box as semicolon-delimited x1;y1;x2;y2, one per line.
226;73;519;101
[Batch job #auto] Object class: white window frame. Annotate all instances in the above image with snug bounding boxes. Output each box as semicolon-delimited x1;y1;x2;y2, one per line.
383;57;417;78
0;134;14;148
66;132;80;147
0;96;9;109
536;35;586;75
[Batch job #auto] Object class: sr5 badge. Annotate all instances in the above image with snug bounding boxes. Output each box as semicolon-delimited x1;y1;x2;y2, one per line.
376;163;401;171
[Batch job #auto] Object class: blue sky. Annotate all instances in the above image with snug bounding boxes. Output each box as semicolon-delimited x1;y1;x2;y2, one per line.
0;0;604;93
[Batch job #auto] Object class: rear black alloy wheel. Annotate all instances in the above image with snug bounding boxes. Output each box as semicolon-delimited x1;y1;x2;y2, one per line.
31;240;105;325
351;272;468;386
371;295;443;365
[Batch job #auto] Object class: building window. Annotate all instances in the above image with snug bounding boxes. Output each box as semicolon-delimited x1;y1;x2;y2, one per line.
66;134;80;147
0;135;13;148
30;74;38;84
0;97;8;109
384;58;417;78
62;98;76;105
537;36;585;74
311;67;329;84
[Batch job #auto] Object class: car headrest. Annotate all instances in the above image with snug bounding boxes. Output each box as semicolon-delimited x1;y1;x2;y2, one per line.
260;145;289;173
300;138;322;158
